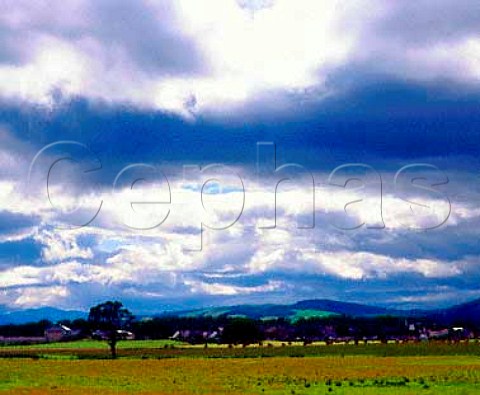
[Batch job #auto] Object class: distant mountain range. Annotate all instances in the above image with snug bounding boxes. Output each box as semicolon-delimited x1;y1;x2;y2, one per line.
1;298;480;325
167;298;480;325
170;299;394;321
0;307;86;325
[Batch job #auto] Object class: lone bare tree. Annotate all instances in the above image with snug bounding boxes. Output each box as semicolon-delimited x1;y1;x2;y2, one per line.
88;301;133;358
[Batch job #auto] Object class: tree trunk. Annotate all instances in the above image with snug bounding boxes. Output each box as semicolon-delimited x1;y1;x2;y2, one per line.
109;339;117;359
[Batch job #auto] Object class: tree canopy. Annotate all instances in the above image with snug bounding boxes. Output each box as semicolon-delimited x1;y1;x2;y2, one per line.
88;301;133;358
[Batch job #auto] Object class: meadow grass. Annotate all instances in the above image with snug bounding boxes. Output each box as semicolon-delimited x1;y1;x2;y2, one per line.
1;339;480;360
0;341;480;394
0;339;186;350
0;355;479;394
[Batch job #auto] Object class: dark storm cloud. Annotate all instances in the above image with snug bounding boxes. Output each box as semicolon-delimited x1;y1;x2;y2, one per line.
2;76;480;182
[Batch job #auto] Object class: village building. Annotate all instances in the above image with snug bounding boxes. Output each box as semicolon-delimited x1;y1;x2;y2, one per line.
45;324;73;342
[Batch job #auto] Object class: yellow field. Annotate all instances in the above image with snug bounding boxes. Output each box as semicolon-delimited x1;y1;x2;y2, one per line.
1;355;480;394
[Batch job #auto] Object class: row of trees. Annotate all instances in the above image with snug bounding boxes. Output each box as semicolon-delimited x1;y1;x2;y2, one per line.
0;319;54;338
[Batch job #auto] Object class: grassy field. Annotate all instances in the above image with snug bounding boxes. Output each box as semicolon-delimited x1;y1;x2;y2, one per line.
2;339;480;359
1;341;480;394
1;355;479;394
0;339;185;350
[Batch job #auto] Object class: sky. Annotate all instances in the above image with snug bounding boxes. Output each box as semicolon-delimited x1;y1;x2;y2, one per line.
1;0;480;313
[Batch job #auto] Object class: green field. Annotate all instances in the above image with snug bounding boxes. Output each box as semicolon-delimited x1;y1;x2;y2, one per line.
1;341;480;394
1;339;185;350
290;309;338;321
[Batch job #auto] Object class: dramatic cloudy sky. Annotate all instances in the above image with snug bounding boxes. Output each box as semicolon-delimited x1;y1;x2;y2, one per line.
1;0;480;313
